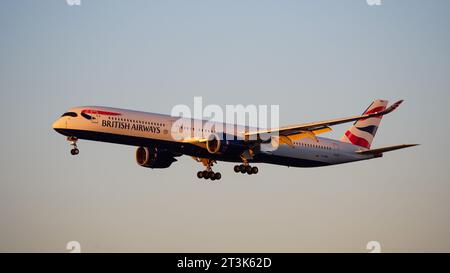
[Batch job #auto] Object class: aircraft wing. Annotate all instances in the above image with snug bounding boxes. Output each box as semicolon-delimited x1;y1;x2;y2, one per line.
244;100;404;142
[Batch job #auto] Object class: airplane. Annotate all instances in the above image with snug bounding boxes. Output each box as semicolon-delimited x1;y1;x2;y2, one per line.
52;99;418;180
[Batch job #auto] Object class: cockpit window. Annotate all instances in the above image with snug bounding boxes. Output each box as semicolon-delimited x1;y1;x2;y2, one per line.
61;112;78;117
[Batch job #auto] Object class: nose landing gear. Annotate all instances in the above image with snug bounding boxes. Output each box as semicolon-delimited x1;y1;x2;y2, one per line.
68;136;79;155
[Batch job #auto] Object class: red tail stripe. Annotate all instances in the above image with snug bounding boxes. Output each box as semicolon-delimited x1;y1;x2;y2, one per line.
345;131;370;149
364;106;386;115
360;106;386;121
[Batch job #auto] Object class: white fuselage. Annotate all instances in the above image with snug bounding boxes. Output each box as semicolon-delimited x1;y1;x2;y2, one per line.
52;106;375;167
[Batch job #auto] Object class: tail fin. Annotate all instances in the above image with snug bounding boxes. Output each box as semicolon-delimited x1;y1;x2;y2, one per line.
341;99;389;149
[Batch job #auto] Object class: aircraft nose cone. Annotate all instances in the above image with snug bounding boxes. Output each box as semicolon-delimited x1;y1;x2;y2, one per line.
52;118;64;130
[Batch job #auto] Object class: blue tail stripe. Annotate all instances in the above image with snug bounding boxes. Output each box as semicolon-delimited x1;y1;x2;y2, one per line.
356;125;378;135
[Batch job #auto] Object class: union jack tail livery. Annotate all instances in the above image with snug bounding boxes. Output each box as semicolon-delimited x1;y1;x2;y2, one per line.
341;99;389;149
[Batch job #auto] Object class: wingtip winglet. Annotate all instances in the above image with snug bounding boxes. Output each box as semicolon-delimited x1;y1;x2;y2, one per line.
407;143;420;148
383;99;404;114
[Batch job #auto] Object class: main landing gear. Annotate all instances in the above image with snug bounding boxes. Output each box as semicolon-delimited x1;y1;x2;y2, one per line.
233;164;258;175
194;158;222;181
197;170;221;181
234;151;258;175
68;136;79;155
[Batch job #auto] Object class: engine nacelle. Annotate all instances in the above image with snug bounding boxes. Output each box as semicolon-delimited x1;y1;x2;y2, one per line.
136;146;176;169
206;133;221;154
205;133;247;155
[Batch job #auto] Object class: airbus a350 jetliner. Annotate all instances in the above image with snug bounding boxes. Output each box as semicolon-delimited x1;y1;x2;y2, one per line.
52;100;417;180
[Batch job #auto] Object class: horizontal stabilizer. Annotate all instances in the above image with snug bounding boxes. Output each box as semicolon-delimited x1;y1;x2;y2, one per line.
356;144;419;155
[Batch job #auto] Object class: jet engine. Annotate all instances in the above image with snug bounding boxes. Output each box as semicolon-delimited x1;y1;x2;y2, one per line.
206;133;221;154
135;146;177;169
205;133;247;155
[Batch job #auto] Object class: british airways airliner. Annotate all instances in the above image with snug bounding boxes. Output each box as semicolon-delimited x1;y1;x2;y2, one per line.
52;100;417;180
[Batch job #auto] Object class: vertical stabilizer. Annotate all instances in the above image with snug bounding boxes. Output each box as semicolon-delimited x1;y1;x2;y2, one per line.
341;100;389;149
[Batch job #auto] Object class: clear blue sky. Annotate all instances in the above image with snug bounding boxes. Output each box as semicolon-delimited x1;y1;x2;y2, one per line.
1;0;449;252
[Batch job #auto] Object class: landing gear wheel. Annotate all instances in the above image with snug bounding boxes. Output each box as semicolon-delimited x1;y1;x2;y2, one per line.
234;163;259;175
194;158;222;180
214;172;221;180
67;136;79;156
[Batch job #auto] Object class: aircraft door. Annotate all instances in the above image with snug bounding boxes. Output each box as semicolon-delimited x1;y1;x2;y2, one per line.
332;142;340;158
91;110;100;124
